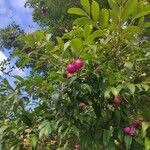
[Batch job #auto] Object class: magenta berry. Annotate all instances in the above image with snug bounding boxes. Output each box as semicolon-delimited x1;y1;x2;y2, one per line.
75;144;80;150
113;95;122;105
123;127;131;134
132;119;141;128
123;127;136;136
74;59;84;70
129;127;136;136
66;64;76;73
79;103;86;110
96;66;102;73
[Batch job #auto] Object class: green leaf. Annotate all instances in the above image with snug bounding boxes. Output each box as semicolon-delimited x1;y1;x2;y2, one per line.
71;38;83;52
13;75;24;81
118;130;124;141
108;0;119;24
116;84;124;93
10;146;16;150
145;137;150;150
124;135;132;150
39;120;52;138
91;0;100;22
80;0;91;15
133;5;150;19
123;26;141;35
0;125;9;134
108;0;119;10
107;142;116;150
99;9;109;29
145;22;150;28
134;137;144;146
3;79;14;91
67;8;87;16
141;84;149;92
29;135;38;149
64;41;70;51
142;122;150;138
56;37;64;50
126;83;135;94
122;0;138;23
124;62;133;70
73;17;92;26
103;130;111;146
111;87;119;96
87;30;104;43
104;88;111;99
46;33;52;41
83;25;93;40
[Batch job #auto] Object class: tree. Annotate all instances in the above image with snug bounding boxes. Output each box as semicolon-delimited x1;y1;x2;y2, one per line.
0;22;24;50
25;0;109;37
0;0;150;149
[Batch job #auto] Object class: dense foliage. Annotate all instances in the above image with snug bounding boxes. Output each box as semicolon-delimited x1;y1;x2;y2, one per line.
0;22;24;50
0;0;150;149
25;0;109;37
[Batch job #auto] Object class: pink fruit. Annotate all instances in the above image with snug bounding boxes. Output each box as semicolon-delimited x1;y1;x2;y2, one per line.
96;67;102;73
79;103;86;110
123;127;131;134
123;127;136;136
129;127;136;136
67;73;73;78
132;120;141;128
74;59;84;70
66;64;76;73
75;144;80;150
113;95;122;105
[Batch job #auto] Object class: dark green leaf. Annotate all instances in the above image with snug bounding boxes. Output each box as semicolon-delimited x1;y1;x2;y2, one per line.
124;135;132;150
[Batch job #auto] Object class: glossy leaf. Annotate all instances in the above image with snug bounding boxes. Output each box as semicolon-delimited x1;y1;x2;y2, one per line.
68;8;87;16
124;135;132;150
80;0;91;15
71;38;83;52
91;0;100;22
99;9;109;29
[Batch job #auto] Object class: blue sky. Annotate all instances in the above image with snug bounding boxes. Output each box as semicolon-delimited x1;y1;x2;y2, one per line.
0;0;39;85
0;0;39;30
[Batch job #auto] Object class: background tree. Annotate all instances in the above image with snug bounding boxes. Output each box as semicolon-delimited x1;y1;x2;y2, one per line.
25;0;109;37
0;0;150;149
0;22;24;50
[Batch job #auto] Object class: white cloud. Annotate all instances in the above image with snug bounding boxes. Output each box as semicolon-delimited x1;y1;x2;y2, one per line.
0;0;34;29
0;51;26;77
10;0;27;10
0;51;7;75
0;51;7;62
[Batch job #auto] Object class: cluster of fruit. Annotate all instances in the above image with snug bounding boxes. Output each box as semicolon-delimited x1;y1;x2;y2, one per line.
64;59;84;78
123;120;141;136
113;96;141;136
